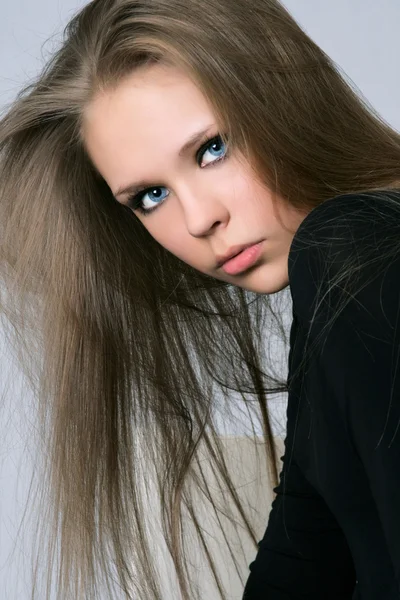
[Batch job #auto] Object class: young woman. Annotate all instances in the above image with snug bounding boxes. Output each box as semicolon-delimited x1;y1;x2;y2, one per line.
1;0;400;598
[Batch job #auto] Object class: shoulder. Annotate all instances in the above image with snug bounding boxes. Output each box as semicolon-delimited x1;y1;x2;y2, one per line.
289;189;400;260
288;189;400;323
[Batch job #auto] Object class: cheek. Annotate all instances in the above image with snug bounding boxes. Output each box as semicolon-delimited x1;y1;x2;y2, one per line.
168;238;202;267
228;172;269;211
144;219;198;263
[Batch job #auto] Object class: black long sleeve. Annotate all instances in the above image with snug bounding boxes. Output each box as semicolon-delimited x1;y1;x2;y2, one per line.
243;190;400;599
243;443;356;598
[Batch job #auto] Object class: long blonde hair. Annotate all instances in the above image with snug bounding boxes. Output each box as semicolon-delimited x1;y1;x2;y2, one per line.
1;0;400;598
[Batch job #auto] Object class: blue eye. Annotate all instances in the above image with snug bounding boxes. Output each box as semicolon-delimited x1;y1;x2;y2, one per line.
136;187;169;213
127;134;228;215
197;136;227;166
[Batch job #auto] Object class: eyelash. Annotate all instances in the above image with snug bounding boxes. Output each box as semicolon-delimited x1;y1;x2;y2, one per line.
126;134;229;216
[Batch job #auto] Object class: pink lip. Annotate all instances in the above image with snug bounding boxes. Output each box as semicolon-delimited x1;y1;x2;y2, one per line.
220;241;264;275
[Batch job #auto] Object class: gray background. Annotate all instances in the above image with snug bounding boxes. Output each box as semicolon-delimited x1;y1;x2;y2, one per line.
1;1;399;597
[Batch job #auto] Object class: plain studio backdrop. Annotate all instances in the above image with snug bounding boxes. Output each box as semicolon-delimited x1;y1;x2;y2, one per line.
1;1;400;598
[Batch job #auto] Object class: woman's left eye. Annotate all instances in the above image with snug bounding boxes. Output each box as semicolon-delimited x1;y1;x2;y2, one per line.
126;135;227;215
197;135;226;163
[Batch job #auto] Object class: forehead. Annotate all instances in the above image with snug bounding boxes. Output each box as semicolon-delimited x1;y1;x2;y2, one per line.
83;64;214;146
81;64;217;188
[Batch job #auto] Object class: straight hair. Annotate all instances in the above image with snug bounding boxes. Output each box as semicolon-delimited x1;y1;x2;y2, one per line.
1;0;400;598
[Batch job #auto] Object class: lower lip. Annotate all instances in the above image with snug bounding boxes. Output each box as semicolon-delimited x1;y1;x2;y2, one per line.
221;241;264;275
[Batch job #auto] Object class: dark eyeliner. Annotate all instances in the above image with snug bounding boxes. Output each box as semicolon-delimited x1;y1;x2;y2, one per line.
126;133;228;213
195;134;225;166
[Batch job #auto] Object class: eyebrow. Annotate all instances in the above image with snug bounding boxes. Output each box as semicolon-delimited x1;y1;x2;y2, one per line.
114;125;215;199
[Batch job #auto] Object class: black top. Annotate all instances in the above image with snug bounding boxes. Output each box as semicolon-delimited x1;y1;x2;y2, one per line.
243;190;400;600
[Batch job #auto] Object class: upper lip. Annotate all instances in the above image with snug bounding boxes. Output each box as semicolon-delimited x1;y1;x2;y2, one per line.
215;241;262;268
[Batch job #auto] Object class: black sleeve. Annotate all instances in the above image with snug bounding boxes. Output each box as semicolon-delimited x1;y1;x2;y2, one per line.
244;191;400;598
242;446;356;599
287;191;400;590
316;241;400;594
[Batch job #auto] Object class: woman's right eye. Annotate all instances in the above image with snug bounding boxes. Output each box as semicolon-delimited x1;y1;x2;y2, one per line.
126;133;229;216
127;186;170;215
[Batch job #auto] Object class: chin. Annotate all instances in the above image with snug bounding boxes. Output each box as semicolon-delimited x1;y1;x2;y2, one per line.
231;262;290;294
238;281;289;294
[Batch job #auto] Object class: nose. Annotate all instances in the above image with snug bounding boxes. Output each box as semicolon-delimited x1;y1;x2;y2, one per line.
177;183;229;237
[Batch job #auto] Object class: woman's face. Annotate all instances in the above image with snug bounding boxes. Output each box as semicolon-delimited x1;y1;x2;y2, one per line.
83;63;308;294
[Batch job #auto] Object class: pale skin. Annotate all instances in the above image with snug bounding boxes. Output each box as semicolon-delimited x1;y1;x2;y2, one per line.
82;63;309;294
